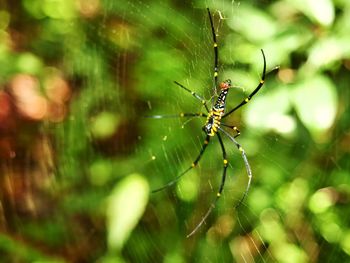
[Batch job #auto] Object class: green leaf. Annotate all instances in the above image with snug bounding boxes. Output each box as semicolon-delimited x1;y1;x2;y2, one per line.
341;231;350;256
308;188;335;214
291;75;337;140
227;5;277;42
90;112;120;139
89;159;113;186
106;174;149;252
307;36;350;70
243;86;295;134
16;53;43;74
287;0;335;26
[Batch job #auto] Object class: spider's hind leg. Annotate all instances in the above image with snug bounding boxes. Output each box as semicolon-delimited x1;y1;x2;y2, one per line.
152;135;211;193
219;127;252;208
221;123;240;138
186;132;228;237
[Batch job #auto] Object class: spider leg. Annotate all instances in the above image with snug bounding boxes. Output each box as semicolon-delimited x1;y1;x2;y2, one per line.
207;8;219;91
152;135;211;193
220;123;240;138
186;132;228;238
144;113;207;119
222;49;267;119
174;81;210;112
219;127;252;208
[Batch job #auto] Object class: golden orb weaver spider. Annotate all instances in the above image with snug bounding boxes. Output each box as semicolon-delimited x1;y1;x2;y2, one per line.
148;8;274;237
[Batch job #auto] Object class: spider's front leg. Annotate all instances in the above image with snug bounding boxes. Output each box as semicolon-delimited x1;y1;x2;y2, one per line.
222;49;267;119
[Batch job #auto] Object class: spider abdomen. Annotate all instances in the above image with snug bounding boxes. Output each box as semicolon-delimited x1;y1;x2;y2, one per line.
203;110;222;136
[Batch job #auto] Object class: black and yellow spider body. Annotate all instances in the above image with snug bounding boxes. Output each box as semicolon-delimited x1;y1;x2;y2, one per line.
147;8;277;237
203;79;231;136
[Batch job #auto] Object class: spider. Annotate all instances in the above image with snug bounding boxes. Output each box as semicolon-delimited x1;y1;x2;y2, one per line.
148;8;272;237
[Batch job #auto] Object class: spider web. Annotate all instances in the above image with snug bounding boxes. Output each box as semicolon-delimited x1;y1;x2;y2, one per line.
123;1;347;263
2;0;348;261
27;0;344;262
82;0;350;262
122;1;287;262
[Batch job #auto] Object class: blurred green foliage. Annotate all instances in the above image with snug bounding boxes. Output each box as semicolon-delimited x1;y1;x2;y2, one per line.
0;0;350;262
